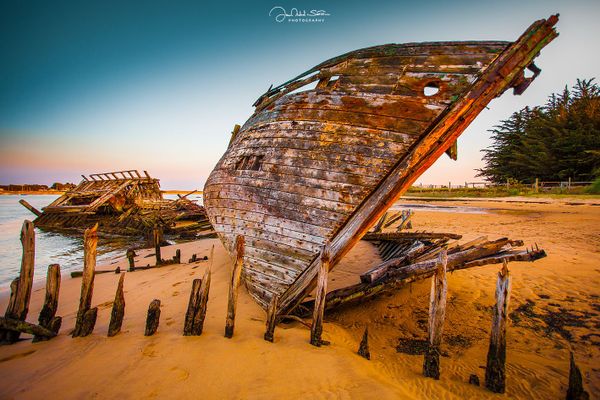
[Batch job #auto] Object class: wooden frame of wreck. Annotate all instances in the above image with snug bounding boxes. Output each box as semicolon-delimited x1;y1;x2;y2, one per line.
204;15;559;317
276;16;559;315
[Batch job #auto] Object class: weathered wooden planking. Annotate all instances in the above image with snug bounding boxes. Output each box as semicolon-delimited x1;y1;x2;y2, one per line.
205;17;558;311
246;108;430;136
205;188;348;223
212;222;323;254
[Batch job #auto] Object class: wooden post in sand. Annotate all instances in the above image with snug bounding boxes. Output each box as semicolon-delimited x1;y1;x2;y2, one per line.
1;220;35;343
264;294;279;342
153;226;162;265
225;236;244;338
184;279;202;335
33;264;62;342
423;250;448;379
193;263;212;335
358;326;370;360
485;260;511;393
73;224;98;337
108;274;126;337
310;247;330;347
567;352;589;400
126;248;136;271
145;299;161;336
174;249;181;264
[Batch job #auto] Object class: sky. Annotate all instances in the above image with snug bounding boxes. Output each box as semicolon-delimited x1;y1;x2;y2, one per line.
1;0;599;189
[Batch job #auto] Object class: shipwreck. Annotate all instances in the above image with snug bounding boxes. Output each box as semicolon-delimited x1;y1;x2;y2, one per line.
21;170;212;239
204;16;558;314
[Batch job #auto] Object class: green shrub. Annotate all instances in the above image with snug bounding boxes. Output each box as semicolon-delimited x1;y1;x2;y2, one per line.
586;177;600;194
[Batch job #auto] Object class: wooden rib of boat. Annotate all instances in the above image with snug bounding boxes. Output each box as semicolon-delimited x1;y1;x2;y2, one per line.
203;16;559;313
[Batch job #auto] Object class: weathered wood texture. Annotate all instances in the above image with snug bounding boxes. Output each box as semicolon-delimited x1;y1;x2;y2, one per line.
310;249;330;346
225;236;244;338
567;352;590;400
108;274;126;337
33;264;62;342
423;251;448;379
184;252;213;336
154;226;162;265
358;327;370;360
264;294;279;342
145;299;161;336
1;220;35;343
203;16;559;312
0;317;57;339
73;224;98;337
127;248;136;271
485;261;511;393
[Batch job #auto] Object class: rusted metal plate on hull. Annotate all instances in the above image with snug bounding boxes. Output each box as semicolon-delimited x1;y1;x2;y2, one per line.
204;16;559;311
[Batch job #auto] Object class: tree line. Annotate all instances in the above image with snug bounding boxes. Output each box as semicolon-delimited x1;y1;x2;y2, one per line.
477;79;600;184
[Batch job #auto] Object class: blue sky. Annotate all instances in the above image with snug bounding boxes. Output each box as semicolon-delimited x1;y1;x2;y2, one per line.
1;0;598;189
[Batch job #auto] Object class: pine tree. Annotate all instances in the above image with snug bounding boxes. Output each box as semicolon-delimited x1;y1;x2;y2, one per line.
477;79;600;183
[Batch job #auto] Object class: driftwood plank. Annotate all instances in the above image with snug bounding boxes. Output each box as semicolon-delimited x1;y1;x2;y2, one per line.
1;220;35;343
485;260;511;393
310;248;330;347
225;236;244;338
108;274;126;337
423;250;448;379
145;299;161;336
73;224;98;337
33;264;62;342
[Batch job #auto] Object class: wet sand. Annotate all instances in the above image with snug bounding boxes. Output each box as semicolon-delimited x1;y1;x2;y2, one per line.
0;199;598;399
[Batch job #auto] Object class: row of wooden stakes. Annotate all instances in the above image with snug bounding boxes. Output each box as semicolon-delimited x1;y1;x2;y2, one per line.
0;222;589;399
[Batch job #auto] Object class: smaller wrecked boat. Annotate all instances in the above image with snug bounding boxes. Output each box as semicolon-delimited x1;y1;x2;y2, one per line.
20;170;212;238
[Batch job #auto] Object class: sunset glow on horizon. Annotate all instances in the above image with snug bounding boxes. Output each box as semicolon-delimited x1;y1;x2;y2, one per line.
1;0;599;189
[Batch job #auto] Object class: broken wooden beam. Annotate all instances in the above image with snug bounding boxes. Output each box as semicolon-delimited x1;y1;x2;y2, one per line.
19;199;42;217
423;250;448;379
0;317;57;339
297;242;545;317
108;274;126;337
264;294;279;343
33;264;61;342
73;224;98;337
362;232;462;241
485;260;511;393
145;299;161;336
310;248;330;347
358;327;370;360
225;236;244;338
361;240;426;283
1;220;35;344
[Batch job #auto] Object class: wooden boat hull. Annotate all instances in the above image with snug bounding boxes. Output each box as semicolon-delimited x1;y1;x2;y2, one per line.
204;16;559;312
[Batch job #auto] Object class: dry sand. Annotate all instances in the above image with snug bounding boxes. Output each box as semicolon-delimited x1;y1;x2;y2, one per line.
0;199;598;399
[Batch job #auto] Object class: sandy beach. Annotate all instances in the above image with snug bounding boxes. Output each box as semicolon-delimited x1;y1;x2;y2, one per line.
0;198;598;399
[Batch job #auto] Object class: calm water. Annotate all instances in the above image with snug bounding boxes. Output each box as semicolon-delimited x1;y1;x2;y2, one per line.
0;194;203;293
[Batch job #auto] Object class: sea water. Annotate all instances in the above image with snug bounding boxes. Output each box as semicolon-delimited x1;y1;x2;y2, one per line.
0;194;202;293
